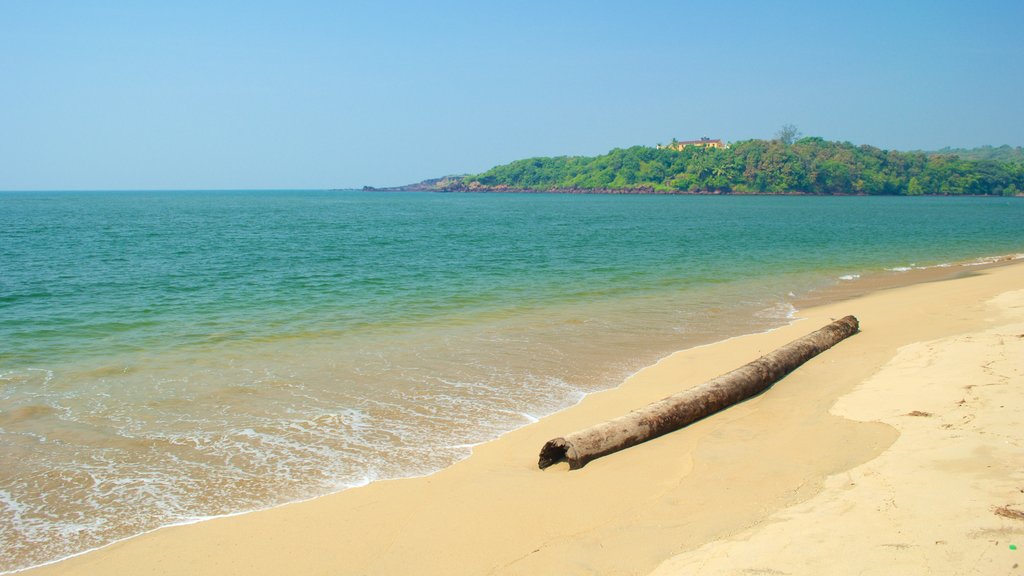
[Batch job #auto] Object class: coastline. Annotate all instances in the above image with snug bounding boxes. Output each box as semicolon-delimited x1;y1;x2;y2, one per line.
364;184;1024;197
17;258;1024;575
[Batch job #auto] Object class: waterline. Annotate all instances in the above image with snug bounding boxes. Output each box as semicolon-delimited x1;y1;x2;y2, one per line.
2;191;1022;572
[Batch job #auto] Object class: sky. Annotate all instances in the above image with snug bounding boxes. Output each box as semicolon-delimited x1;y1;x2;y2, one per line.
1;0;1022;190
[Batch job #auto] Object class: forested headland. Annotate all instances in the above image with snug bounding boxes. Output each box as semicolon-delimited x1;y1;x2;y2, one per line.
383;138;1024;196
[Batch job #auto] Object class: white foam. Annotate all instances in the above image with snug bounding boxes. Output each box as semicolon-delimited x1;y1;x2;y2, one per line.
838;274;860;281
962;253;1024;266
519;412;540;424
755;301;798;321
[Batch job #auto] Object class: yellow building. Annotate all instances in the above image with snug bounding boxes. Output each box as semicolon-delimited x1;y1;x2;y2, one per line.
658;137;724;151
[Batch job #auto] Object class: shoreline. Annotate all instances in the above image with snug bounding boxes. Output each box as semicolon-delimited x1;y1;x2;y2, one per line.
5;249;1015;574
363;184;1024;198
5;300;802;575
15;257;1024;575
793;252;1023;310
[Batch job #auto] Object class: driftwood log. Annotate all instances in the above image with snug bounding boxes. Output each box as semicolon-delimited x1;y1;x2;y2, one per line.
538;315;859;469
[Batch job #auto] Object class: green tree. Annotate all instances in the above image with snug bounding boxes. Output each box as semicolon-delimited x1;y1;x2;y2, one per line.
906;177;924;196
776;124;802;146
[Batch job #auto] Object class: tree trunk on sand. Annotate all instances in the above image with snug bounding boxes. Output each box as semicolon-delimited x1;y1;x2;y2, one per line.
538;315;859;470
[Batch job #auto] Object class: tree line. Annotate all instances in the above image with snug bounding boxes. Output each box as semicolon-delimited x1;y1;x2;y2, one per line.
926;145;1024;164
448;138;1024;196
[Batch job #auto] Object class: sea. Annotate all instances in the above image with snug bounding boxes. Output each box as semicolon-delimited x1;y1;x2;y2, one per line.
1;190;1022;572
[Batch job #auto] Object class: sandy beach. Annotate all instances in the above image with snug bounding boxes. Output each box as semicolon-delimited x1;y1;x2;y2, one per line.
21;260;1024;576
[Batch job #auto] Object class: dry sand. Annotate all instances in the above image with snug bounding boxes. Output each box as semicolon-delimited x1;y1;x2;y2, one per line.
22;261;1024;576
650;282;1024;575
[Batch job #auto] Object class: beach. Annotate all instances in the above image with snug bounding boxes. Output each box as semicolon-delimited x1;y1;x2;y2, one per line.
5;1;1024;572
16;258;1023;575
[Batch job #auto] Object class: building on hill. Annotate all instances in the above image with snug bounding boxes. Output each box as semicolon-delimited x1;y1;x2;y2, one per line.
658;137;725;151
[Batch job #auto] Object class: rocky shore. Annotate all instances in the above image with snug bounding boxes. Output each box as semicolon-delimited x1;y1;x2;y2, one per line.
364;178;737;195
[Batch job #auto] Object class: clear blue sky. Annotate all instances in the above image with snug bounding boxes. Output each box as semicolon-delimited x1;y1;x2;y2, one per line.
2;0;1022;190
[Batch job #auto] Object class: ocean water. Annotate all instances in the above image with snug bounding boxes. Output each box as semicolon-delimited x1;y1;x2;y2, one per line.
1;191;1022;571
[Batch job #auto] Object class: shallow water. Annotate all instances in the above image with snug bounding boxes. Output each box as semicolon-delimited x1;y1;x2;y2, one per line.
1;191;1022;572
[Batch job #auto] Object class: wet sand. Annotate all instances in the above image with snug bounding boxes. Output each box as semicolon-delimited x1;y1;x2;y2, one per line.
21;260;1024;576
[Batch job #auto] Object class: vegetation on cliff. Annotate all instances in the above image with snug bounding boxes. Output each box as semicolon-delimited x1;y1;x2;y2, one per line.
435;138;1024;196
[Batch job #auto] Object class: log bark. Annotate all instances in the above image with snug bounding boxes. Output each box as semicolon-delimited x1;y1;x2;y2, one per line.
538;315;859;469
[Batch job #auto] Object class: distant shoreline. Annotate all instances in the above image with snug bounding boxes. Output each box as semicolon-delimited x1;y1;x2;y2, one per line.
362;184;1023;197
365;139;1024;197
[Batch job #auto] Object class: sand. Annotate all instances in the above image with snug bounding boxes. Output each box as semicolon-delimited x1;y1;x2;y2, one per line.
650;283;1024;575
21;261;1024;576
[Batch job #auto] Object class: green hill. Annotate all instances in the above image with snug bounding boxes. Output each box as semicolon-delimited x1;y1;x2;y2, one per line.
408;138;1024;196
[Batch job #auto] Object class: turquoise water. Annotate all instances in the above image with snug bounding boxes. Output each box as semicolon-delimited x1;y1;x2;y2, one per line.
1;191;1022;571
